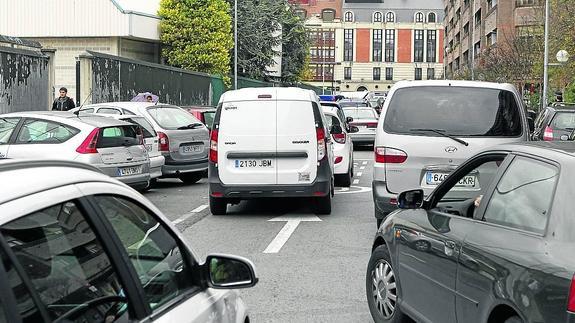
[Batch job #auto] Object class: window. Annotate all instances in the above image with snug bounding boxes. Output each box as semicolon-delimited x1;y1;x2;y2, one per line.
123;117;157;138
373;67;381;81
344;29;354;61
550;112;575;131
322;9;336;22
427;68;435;80
343;108;378;119
427;30;437;62
415;68;423;80
463;50;469;66
16;119;79;144
414;30;424;62
463;22;470;37
383;87;523;137
474;41;481;57
97;107;122;115
428;12;437;23
0;201;131;322
488;0;497;9
98;126;140;148
147;106;201;130
455;32;461;45
0;118;19;144
294;9;307;20
475;9;482;27
415;12;424;23
373;29;383;62
385;12;395;22
487;29;498;46
455;57;460;70
344;67;352;80
96;196;197;310
484;157;558;234
385;67;393;80
374;11;383;23
385;29;395;62
344;11;354;22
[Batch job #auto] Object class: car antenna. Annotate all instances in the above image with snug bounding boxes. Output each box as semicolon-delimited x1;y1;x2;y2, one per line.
74;90;93;117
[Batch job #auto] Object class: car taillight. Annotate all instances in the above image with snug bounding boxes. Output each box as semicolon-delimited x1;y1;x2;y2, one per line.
367;122;378;128
209;129;218;163
335;156;343;164
158;132;170;152
543;126;554;141
76;128;100;154
375;147;408;163
317;127;326;161
568;274;575;312
332;132;346;144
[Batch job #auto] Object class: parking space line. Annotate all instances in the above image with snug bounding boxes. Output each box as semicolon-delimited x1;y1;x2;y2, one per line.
353;179;359;184
173;204;208;224
356;172;363;177
362;161;368;165
264;215;322;253
360;166;365;170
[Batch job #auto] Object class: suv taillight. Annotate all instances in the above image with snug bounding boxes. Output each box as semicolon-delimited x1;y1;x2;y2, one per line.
76;128;100;154
317;127;327;161
568;274;575;312
375;147;408;164
209;129;218;163
332;132;346;144
543;126;554;141
158;132;170;152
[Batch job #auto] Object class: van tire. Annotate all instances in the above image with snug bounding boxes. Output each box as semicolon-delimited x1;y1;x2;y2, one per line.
179;172;203;184
210;196;227;215
313;194;332;215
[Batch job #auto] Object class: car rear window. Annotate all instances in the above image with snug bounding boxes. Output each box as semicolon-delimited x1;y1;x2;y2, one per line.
147;107;200;130
550;112;575;131
339;101;369;108
344;108;377;119
123;117;156;138
384;86;523;137
97;126;140;148
203;111;216;128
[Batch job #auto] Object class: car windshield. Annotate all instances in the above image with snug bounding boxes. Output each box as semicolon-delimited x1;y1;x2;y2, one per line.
339;101;369;108
147;106;201;130
550;112;575;131
384;86;523;137
344;108;377;119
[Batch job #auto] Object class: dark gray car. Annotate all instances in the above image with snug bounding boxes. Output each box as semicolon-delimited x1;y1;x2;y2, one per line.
532;104;575;141
367;142;575;323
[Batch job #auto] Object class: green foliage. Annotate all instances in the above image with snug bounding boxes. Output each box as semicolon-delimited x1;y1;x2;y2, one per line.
564;82;575;103
159;0;233;86
281;6;310;84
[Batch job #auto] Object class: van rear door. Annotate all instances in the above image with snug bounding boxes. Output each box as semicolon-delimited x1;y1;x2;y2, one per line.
218;91;277;185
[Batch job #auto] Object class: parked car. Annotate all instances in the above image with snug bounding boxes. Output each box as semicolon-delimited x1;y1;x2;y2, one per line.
103;114;165;182
183;106;217;129
320;101;353;130
343;106;379;145
367;142;575;323
0;111;150;190
532;103;575;141
209;87;334;215
323;105;358;187
373;81;530;227
78;102;209;184
0;159;258;323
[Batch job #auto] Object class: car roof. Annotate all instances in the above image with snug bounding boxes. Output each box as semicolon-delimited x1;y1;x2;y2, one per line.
1;111;132;128
219;87;316;103
548;105;575;112
0;160;117;205
322;106;339;116
487;142;575;161
391;80;518;92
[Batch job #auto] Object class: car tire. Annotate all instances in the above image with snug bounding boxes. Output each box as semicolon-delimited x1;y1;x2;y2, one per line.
504;316;523;323
210;196;227;215
336;169;352;187
313;193;332;215
366;245;408;323
179;172;203;184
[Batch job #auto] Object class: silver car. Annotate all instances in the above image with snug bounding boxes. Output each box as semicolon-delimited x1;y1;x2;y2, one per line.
0;111;150;189
373;80;530;227
79;102;209;184
343;106;379;144
0;159;258;323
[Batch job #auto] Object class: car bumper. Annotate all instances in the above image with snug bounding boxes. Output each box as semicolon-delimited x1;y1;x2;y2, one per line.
97;163;150;188
161;157;208;177
373;180;398;218
350;132;376;143
150;155;165;179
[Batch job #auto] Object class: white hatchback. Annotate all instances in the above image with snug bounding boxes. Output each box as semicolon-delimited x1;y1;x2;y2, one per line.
323;105;356;187
0;159;258;323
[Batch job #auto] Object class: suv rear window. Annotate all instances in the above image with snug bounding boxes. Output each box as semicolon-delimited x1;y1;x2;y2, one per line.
97;126;140;148
147;107;200;130
550;112;575;131
384;86;523;137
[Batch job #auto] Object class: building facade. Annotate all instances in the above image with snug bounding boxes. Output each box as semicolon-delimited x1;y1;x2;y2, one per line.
291;0;445;92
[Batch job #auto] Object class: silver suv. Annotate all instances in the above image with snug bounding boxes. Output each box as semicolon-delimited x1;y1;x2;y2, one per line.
373;81;530;227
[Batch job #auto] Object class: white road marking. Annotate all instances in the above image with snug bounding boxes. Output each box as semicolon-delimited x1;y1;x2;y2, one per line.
356;172;363;177
264;215;322;253
337;187;350;192
173;204;208;224
360;166;366;170
335;185;372;194
353;179;360;184
362;161;368;165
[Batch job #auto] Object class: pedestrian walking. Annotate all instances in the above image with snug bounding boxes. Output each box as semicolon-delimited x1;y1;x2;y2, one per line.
52;87;76;111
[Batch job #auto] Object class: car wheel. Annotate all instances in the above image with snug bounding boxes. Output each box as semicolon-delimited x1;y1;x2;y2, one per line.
179;172;203;184
313;193;332;215
336;169;352;187
366;245;407;323
210;196;227;215
504;316;523;323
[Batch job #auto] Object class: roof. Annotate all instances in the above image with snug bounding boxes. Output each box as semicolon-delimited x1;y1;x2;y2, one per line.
486;142;575;160
342;0;444;23
391;80;519;92
2;111;133;128
219;87;317;103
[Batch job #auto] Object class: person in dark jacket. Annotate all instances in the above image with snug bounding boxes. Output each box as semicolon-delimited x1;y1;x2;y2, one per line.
52;87;76;111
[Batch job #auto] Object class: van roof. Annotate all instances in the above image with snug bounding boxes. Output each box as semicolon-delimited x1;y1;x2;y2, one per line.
219;87;317;103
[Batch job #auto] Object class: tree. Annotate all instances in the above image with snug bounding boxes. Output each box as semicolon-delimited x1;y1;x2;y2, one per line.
280;5;310;84
159;0;233;85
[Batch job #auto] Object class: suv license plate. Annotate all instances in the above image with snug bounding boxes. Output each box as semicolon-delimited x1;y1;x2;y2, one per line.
426;172;476;187
234;159;273;168
118;166;142;176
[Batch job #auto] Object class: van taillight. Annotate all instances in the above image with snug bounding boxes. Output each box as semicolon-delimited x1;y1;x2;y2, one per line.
317;127;326;161
568;274;575;312
332;132;346;144
158;132;170;152
76;128;100;154
543;126;554;141
209;129;218;163
375;147;408;164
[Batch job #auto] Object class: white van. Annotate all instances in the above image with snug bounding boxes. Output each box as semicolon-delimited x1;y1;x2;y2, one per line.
209;88;334;215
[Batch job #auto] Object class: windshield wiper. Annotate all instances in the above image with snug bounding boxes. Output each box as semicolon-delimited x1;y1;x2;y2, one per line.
177;123;204;130
410;128;469;146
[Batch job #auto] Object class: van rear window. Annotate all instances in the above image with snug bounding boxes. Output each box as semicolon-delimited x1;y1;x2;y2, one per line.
97;126;140;148
384;86;522;137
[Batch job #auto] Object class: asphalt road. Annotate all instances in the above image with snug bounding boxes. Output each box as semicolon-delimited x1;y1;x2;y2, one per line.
145;149;377;322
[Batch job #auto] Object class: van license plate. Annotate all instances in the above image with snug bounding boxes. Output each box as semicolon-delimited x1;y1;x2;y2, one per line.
118;166;142;176
426;172;476;187
181;144;203;154
235;159;273;168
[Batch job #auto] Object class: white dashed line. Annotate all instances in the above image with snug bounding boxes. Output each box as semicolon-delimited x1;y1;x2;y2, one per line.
362;161;368;165
360;166;366;170
353;179;360;184
173;204;208;224
356;172;363;177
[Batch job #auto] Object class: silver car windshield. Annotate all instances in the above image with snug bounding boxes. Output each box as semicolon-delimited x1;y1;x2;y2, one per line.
147;107;201;130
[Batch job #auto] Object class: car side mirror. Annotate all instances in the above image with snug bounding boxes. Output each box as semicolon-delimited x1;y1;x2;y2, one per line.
398;189;424;209
346;116;354;123
330;124;343;134
349;126;360;133
205;254;258;289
